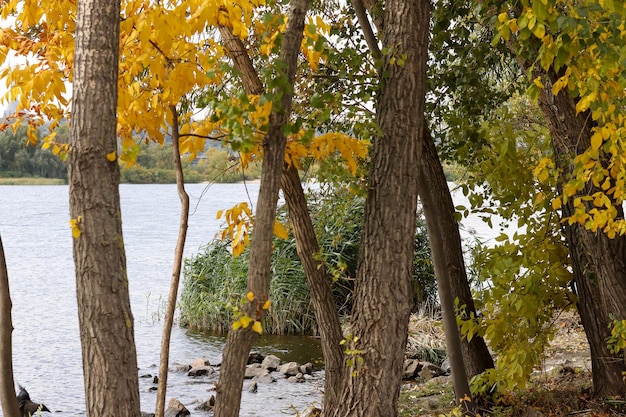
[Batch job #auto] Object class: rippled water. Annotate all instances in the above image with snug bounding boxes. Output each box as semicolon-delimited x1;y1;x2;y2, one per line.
0;183;323;416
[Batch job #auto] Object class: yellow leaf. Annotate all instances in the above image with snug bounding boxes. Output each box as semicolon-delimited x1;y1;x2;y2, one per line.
590;132;603;150
240;314;252;328
69;216;82;239
106;151;117;161
247;291;255;301
232;321;242;330
552;198;562;210
533;77;544;89
273;219;289;239
262;300;271;310
252;321;263;334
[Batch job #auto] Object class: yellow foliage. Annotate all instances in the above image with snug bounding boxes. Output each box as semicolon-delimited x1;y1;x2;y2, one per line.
69;216;82;239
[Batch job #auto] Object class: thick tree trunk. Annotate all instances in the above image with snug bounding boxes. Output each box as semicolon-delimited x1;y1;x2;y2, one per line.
218;24;345;408
155;105;190;417
328;1;430;416
536;67;626;397
67;0;141;415
353;0;493;380
420;128;495;378
0;236;20;417
213;1;309;415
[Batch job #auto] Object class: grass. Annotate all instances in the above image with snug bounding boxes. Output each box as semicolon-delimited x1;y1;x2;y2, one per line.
0;177;66;185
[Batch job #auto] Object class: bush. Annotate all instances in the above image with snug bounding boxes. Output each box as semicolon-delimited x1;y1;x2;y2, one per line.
179;187;437;335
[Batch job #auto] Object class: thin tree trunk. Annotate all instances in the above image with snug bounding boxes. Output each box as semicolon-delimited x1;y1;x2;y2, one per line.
214;1;309;415
0;236;20;417
281;164;345;407
155;105;190;417
68;0;141;414
218;24;345;409
420;127;494;378
417;171;473;411
329;1;430;415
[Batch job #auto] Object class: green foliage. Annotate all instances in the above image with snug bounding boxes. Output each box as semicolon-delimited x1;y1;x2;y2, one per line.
0;124;68;180
458;95;575;393
607;316;626;355
119;141;262;184
180;186;437;334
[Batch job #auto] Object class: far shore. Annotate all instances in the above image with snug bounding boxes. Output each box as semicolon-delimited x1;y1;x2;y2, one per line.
0;177;67;185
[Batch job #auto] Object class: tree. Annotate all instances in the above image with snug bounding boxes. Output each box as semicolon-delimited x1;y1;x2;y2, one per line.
67;0;141;414
0;236;20;417
328;1;431;416
213;1;310;415
486;0;626;397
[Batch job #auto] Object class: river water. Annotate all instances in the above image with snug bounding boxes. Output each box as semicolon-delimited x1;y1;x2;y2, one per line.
0;183;324;416
0;182;502;416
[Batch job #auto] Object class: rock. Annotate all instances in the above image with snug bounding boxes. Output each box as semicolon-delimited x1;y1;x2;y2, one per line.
261;354;282;371
247;381;258;393
248;351;265;364
278;361;301;376
153;376;159;384
141;412;156;417
403;359;420;379
164;398;190;417
245;364;270;379
252;373;277;384
441;357;451;373
191;358;211;368
299;362;314;375
300;405;322;417
187;365;215;377
171;364;192;373
418;362;448;380
287;373;305;383
196;395;215;411
139;373;153;378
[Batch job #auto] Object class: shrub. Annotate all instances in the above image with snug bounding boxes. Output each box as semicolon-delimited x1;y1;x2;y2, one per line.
179;187;437;335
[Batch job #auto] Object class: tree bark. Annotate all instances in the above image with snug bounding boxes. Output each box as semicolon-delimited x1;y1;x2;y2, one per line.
155;105;190;417
218;24;346;410
535;66;626;397
0;236;20;417
281;164;346;407
67;0;141;414
420;127;495;378
417;167;473;410
213;1;309;415
328;0;430;415
353;0;494;380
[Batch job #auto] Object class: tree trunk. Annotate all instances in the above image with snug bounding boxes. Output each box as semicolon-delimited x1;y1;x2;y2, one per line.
281;164;345;407
417;169;473;410
0;236;20;417
328;0;430;415
213;1;309;415
353;0;493;381
421;127;495;378
67;0;141;414
536;66;626;397
155;105;190;417
218;24;345;409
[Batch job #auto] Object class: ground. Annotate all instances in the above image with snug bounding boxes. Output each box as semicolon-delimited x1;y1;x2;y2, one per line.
398;311;626;417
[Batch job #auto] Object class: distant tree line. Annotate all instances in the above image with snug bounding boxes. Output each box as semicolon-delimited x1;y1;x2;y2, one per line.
0;125;68;179
0;123;261;183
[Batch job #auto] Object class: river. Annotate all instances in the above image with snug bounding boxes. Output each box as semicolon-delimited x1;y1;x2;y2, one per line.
0;183;325;416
